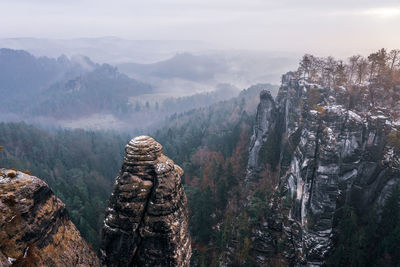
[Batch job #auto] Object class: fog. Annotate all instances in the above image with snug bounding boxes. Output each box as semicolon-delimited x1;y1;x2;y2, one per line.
1;0;399;56
1;0;399;131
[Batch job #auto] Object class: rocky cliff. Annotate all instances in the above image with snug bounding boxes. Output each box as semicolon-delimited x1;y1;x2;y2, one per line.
246;73;400;266
100;136;191;267
247;90;277;181
0;168;99;266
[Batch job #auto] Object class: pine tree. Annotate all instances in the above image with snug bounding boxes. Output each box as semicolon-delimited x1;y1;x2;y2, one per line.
327;205;366;267
192;186;214;243
377;183;400;265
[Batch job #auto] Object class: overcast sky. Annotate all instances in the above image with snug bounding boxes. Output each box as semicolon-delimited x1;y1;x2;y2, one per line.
1;0;399;56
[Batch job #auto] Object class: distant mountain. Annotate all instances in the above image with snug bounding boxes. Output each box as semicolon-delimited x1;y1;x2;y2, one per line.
0;48;93;108
119;53;229;82
118;51;298;93
0;38;299;96
0;37;210;64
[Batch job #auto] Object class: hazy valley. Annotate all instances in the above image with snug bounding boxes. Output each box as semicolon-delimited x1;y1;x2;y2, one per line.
1;2;400;265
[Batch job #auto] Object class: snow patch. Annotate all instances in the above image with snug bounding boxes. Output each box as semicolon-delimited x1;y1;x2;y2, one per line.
103;223;117;232
107;213;113;220
341;169;358;181
156;163;167;173
0;177;10;184
297;179;304;201
317;164;339;174
348;110;362;122
24;247;29;258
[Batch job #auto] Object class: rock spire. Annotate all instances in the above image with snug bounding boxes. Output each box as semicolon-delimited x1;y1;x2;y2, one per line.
101;136;191;267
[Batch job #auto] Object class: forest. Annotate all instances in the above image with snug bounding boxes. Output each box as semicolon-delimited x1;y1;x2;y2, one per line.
0;84;267;252
0;122;129;247
1;49;400;266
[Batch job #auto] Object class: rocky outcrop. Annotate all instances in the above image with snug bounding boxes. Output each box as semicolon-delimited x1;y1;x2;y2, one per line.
246;73;400;266
247;90;276;180
0;168;100;266
100;136;191;267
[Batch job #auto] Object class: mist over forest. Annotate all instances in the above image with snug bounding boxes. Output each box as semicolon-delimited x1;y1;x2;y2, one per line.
1;1;400;266
0;40;287;131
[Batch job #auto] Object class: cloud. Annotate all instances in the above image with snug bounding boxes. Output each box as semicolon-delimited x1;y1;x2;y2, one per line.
362;7;400;18
0;0;399;55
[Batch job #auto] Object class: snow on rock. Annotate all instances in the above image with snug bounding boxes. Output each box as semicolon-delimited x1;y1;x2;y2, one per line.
244;72;400;266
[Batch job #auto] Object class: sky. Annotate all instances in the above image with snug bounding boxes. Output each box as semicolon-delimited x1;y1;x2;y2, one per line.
1;0;399;56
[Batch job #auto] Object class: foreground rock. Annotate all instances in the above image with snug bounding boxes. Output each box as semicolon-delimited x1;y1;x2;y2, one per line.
0;169;100;266
101;136;191;267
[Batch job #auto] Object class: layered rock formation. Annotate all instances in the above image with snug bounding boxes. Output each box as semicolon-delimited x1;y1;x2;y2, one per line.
246;73;400;266
247;90;276;180
100;136;191;267
0;168;99;266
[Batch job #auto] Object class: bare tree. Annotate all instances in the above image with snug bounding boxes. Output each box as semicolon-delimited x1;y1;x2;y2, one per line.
356;57;369;84
388;49;400;71
297;48;399;88
335;60;347;86
298;54;313;80
348;55;361;83
368;48;387;80
323;56;337;87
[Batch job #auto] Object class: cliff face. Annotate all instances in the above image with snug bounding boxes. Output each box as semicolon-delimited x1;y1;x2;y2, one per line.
100;136;191;267
0;168;99;266
247;90;276;180
246;74;400;266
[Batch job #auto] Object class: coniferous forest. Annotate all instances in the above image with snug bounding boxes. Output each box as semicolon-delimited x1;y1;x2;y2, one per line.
1;64;400;265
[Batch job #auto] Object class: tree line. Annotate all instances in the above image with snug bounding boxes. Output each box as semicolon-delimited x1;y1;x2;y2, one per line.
297;48;400;88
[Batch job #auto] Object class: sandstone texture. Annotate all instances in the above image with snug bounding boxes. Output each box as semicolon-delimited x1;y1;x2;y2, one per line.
246;73;400;266
0;168;100;266
101;136;191;267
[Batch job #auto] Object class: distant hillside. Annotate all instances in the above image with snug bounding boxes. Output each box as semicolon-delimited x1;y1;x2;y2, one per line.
119;53;229;82
0;49;155;126
0;37;210;64
118;51;297;95
31;64;153;119
0;48;93;109
0;48;281;131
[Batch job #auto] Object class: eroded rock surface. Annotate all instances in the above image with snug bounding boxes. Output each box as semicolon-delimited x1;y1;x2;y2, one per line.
246;73;400;266
0;169;100;266
101;136;191;267
247;90;277;180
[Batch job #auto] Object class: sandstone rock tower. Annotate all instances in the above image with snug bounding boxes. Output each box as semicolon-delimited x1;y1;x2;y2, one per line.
100;136;191;267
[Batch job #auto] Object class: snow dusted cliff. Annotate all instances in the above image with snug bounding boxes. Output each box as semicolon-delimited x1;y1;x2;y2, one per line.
246;73;400;266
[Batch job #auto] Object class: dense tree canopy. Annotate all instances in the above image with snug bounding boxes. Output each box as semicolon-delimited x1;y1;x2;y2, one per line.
0;122;129;248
